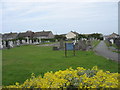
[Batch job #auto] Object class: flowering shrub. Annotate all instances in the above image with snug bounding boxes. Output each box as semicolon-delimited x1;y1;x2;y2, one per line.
5;66;119;88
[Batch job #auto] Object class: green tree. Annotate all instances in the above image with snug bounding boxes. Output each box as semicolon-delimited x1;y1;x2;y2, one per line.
54;35;66;41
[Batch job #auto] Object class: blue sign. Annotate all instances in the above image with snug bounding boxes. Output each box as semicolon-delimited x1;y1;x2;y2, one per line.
66;43;74;50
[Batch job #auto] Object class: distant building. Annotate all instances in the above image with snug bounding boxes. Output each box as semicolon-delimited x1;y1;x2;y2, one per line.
33;31;54;39
17;31;34;44
104;33;119;40
17;31;34;39
2;33;18;48
104;33;120;44
66;31;79;39
2;32;18;40
1;30;54;49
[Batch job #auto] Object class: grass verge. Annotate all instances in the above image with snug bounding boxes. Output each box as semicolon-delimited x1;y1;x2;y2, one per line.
92;40;100;48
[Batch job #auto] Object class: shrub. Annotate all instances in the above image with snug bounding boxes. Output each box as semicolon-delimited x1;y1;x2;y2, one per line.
41;38;56;42
4;66;119;89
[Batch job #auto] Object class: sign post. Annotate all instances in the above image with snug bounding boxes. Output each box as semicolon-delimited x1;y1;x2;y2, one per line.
65;43;67;57
65;43;76;57
73;43;75;56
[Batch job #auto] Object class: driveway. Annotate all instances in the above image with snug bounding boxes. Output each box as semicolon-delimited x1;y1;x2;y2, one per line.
94;41;119;62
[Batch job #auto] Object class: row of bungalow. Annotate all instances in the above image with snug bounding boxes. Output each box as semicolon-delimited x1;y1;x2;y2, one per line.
0;30;81;49
0;30;54;49
3;30;54;40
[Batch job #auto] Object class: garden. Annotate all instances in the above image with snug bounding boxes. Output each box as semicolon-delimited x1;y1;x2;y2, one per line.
5;66;119;88
2;44;118;87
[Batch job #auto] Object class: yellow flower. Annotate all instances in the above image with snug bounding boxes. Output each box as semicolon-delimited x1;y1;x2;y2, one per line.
5;66;119;89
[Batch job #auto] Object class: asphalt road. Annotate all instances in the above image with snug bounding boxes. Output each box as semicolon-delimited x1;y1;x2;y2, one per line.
94;41;119;62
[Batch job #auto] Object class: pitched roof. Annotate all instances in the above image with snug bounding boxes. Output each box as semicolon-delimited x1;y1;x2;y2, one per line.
71;31;79;35
2;33;18;40
18;31;34;38
33;31;51;37
108;33;119;38
18;33;26;38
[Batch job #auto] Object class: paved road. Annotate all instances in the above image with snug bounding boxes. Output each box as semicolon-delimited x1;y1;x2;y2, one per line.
94;41;119;62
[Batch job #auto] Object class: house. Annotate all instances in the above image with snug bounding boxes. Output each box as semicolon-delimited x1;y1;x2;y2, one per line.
109;33;119;38
2;32;18;40
104;33;120;44
17;31;34;44
2;32;18;48
33;31;54;39
104;33;119;40
65;31;79;39
17;31;34;39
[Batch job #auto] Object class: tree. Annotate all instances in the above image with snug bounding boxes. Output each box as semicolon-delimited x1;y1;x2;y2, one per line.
54;35;66;41
78;33;103;40
78;34;87;40
88;33;103;40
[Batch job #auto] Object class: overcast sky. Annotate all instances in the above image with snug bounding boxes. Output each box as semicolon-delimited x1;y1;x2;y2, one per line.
0;0;119;35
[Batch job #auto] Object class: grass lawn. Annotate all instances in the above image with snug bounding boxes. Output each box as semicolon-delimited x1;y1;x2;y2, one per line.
104;41;120;53
113;51;120;53
2;45;118;85
92;40;100;48
112;44;120;50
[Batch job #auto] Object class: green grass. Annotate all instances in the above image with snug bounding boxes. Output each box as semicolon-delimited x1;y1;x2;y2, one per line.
2;45;118;85
104;41;111;47
104;41;120;53
113;51;120;53
104;41;120;49
112;44;120;49
92;40;100;48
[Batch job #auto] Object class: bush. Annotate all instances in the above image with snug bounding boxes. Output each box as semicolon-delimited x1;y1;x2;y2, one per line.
41;38;56;42
4;66;119;88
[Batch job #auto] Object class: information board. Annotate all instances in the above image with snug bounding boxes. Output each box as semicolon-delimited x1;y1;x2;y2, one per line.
66;43;74;50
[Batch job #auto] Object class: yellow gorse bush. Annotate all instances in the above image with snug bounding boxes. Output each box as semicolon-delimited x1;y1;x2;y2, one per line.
5;66;119;89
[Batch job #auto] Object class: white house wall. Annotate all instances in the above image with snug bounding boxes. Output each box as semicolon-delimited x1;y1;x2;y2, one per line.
48;32;54;38
66;32;76;39
110;39;114;44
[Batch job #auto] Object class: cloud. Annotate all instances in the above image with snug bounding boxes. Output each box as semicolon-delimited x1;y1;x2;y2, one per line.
1;1;118;34
0;2;3;33
18;4;58;17
3;2;117;22
2;2;102;22
3;2;34;12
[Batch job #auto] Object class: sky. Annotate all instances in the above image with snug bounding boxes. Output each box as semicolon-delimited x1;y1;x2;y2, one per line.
0;0;119;35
